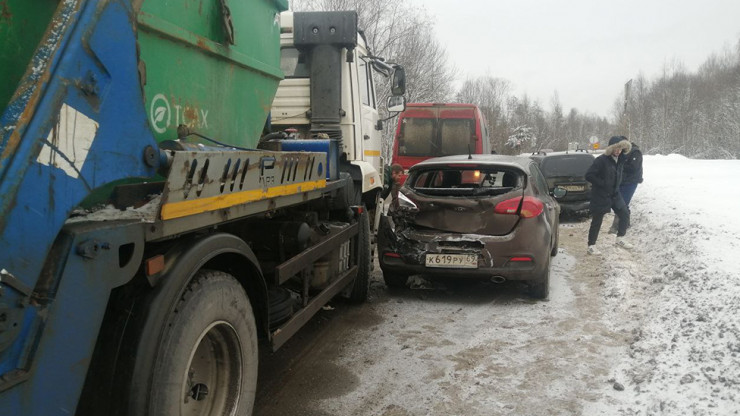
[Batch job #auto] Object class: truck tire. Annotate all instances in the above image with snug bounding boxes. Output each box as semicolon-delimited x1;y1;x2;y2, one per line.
144;269;258;415
347;207;371;303
352;180;362;206
332;172;359;209
528;256;550;300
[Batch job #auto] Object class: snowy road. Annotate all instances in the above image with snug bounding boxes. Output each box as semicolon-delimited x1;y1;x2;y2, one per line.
254;155;740;416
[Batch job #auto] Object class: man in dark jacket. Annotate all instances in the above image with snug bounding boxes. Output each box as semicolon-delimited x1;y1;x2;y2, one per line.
381;164;404;211
609;141;643;233
585;136;633;255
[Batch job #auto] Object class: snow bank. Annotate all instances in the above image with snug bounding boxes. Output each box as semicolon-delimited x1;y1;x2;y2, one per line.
585;155;740;415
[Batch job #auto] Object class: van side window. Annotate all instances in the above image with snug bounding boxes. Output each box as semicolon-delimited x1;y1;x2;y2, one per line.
482;120;491;152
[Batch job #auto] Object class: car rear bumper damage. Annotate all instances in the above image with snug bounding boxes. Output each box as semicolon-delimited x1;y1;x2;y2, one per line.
378;215;548;281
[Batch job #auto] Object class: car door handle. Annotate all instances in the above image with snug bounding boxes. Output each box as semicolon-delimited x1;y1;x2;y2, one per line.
364;134;370;140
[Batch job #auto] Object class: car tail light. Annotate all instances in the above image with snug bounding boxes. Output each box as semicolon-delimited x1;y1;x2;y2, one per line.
519;197;544;218
384;252;401;258
494;196;544;218
509;256;533;262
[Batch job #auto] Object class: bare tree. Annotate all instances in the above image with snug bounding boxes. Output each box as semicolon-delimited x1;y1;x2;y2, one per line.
292;0;455;102
293;3;740;159
620;42;740;159
456;76;511;152
548;92;565;150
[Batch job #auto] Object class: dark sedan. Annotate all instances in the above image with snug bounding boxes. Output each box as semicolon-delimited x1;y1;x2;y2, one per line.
378;155;563;299
529;150;595;216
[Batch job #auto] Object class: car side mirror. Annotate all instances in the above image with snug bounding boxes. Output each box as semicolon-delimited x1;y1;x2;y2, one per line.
552;187;567;199
391;66;406;96
387;95;406;113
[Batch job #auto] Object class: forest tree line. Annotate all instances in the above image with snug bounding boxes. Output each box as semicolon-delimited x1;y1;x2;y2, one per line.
292;0;740;159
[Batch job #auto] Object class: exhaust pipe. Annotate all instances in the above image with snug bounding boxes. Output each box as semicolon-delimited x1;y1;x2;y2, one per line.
490;275;506;284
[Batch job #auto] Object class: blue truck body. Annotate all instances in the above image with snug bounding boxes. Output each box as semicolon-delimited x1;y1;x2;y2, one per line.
0;1;406;413
0;1;162;413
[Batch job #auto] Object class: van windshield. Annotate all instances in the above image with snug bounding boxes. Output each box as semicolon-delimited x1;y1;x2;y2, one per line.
398;117;475;157
440;119;474;155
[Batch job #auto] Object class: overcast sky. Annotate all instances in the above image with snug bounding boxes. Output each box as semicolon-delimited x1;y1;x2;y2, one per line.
420;0;740;118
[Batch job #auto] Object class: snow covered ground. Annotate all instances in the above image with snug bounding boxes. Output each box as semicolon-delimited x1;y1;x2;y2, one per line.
585;154;740;415
255;154;740;416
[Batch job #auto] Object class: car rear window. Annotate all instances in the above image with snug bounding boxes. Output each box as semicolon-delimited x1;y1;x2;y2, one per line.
540;155;594;177
407;166;522;196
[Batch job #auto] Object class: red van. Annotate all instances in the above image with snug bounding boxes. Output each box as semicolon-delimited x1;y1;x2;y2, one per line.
391;103;491;183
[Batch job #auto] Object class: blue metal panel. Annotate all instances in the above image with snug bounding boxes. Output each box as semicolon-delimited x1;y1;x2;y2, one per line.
280;139;340;180
0;220;146;415
0;0;158;413
0;0;158;287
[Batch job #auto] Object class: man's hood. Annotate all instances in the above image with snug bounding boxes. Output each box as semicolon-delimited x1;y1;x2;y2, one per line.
604;140;632;155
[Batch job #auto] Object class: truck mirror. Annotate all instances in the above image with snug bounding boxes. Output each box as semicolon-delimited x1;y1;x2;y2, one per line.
387;96;406;113
391;66;406;96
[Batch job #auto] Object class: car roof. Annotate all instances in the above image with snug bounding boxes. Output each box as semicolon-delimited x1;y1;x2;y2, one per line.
410;154;532;171
528;150;596;158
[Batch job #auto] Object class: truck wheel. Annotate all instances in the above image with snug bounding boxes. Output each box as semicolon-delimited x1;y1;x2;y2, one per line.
348;207;371;303
145;270;258;415
332;172;360;209
352;180;362;206
528;256;550;300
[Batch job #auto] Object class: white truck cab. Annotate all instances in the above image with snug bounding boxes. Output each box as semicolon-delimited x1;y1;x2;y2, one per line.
271;11;405;202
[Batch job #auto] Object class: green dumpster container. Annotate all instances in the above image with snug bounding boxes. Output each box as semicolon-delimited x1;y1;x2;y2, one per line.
2;0;289;148
136;0;289;148
0;0;59;115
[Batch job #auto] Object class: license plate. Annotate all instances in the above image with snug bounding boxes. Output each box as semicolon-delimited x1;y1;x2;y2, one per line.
561;185;585;192
425;253;478;269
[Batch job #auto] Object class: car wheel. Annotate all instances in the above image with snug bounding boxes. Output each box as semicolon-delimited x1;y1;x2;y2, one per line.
348;206;371;303
528;256;550;299
382;272;408;288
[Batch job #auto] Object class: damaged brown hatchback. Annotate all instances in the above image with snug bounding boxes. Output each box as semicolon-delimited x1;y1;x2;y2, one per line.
378;155;564;299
